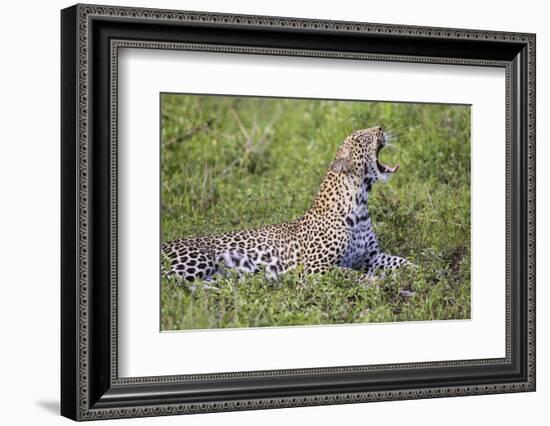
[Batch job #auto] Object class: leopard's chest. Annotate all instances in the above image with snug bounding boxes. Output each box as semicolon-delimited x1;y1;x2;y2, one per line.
340;206;379;268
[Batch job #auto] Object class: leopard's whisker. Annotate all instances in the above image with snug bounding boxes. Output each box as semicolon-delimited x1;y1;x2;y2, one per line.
385;133;401;144
385;142;403;152
384;125;410;136
386;131;404;140
384;131;402;140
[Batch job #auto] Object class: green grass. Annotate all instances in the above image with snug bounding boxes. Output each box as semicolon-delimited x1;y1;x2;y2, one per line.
160;94;471;330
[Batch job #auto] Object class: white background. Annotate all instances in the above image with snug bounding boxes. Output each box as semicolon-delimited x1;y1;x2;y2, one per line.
0;0;547;425
119;50;506;377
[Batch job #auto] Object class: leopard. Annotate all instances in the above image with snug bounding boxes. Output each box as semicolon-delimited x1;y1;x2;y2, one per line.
161;126;410;282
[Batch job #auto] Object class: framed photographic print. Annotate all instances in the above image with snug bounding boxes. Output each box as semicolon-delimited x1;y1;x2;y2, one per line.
61;3;536;421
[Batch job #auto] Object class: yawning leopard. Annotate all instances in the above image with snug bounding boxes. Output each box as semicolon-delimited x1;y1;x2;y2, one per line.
162;126;409;281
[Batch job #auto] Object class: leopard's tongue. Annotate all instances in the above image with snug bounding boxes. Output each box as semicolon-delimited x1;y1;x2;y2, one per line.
377;160;400;173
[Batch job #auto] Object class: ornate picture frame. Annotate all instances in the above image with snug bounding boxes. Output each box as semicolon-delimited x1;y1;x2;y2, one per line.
61;3;535;421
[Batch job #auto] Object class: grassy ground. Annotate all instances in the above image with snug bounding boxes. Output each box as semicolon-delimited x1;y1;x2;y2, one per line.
160;94;471;331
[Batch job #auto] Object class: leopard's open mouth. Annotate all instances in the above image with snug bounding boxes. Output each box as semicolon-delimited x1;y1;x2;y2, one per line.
376;144;400;174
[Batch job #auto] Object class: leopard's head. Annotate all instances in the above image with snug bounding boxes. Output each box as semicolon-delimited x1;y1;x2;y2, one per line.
329;126;399;184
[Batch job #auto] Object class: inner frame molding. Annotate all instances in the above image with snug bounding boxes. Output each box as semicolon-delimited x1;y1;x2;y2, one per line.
61;3;535;421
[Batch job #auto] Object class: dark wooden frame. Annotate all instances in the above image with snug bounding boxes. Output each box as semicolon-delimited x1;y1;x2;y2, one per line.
61;3;536;421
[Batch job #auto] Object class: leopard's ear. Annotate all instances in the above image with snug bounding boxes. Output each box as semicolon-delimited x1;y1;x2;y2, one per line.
329;157;352;174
